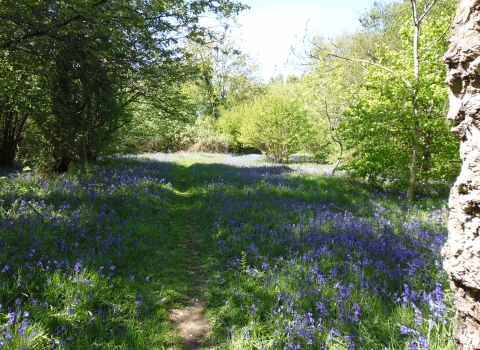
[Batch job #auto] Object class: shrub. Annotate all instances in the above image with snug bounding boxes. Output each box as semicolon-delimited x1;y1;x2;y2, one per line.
188;134;230;153
238;90;313;163
217;105;246;152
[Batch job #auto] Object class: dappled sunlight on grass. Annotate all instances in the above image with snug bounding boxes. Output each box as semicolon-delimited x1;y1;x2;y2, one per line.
0;153;454;349
182;155;454;349
0;158;188;348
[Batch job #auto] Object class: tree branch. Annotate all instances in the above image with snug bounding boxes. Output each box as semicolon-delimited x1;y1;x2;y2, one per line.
411;0;419;24
0;0;109;50
323;53;412;88
419;23;450;59
417;0;437;24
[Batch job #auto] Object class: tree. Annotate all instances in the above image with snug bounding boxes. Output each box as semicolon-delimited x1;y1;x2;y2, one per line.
0;50;41;167
184;33;265;118
301;36;365;176
118;61;199;153
442;0;480;347
308;0;458;198
302;78;345;176
38;32;129;171
119;31;264;154
0;0;248;170
269;74;284;85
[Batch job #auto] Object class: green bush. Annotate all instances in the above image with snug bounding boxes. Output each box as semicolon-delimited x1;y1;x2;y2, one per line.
115;97;199;153
184;115;217;142
238;90;314;163
184;115;233;153
216;105;246;152
188;134;230;153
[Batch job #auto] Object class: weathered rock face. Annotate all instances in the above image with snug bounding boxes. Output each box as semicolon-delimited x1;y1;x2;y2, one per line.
443;0;480;348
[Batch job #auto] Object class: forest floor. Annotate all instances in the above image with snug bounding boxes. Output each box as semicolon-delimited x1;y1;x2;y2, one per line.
166;162;211;349
0;153;455;349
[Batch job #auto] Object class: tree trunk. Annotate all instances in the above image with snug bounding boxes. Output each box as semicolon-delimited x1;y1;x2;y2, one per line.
0;108;25;168
443;1;480;348
407;117;419;200
421;133;431;196
407;0;421;200
0;111;16;167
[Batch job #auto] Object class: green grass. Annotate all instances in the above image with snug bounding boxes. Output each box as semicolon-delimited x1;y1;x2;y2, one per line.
0;153;455;349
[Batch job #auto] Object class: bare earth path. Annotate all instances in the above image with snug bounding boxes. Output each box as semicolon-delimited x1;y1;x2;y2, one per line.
167;163;211;349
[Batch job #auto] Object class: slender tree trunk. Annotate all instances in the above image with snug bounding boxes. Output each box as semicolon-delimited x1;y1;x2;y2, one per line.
407;1;421;200
0;110;20;167
407;107;420;200
331;143;343;177
443;1;480;348
318;0;437;198
320;90;344;177
421;133;431;196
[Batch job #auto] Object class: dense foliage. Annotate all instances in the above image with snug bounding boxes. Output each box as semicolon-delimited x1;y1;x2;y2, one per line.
1;0;461;198
0;0;247;171
339;0;459;194
235;88;317;163
304;0;460;197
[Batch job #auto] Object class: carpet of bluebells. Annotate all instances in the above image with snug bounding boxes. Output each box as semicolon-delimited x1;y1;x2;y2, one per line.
0;158;182;349
0;153;455;349
191;154;455;349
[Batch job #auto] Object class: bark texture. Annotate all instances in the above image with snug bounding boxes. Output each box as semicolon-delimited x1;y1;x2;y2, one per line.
443;1;480;348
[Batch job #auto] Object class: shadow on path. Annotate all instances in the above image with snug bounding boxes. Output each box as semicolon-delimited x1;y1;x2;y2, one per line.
165;162;211;350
